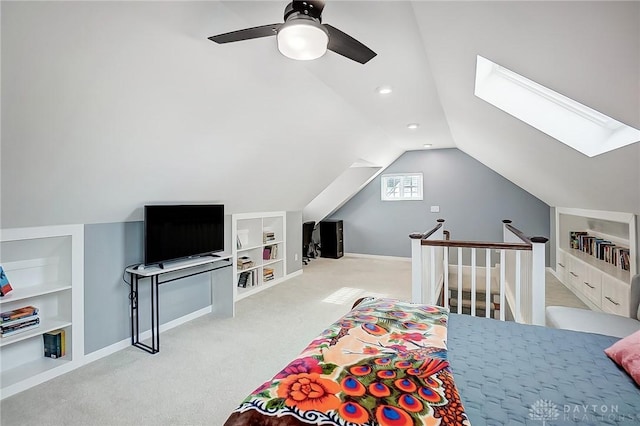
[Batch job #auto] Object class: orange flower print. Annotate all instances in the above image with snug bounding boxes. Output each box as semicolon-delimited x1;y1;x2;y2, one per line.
277;373;341;412
363;346;381;355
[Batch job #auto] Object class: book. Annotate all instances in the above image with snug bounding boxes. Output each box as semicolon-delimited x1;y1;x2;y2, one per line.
1;317;40;337
43;329;66;358
569;231;630;272
237;256;254;270
237;230;249;248
569;231;587;249
263;267;274;281
1;306;39;323
0;314;40;327
237;271;250;288
263;231;275;243
0;266;12;297
263;246;272;260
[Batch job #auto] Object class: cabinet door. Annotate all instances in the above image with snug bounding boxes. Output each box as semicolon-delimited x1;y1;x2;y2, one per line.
601;274;631;317
580;266;602;307
556;250;568;284
567;257;584;292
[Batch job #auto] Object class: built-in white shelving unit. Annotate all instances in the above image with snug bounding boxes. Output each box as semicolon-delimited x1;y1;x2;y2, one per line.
555;207;637;317
0;224;84;399
232;212;286;301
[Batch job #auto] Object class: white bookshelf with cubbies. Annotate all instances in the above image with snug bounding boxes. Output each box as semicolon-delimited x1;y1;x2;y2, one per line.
555;207;637;317
232;212;286;301
0;224;84;399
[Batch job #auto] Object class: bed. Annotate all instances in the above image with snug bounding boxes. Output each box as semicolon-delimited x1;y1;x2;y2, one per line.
224;297;640;425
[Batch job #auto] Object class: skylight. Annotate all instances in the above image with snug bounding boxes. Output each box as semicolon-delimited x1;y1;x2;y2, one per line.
474;55;640;157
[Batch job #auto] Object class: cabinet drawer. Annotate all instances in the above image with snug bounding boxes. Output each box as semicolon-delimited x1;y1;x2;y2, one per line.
556;250;568;283
601;275;630;317
567;258;585;292
579;267;601;307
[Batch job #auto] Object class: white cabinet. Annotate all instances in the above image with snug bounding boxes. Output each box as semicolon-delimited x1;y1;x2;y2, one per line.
556;249;568;283
0;225;84;399
232;212;287;301
566;255;584;293
601;274;631;316
555;207;637;318
582;267;602;307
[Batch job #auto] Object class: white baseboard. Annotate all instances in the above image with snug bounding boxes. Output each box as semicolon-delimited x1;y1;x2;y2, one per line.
344;252;411;262
287;269;303;279
546;266;561;280
83;306;212;364
83;270;303;364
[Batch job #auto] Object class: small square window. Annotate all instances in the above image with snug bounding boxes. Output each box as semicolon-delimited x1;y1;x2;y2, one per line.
381;173;423;201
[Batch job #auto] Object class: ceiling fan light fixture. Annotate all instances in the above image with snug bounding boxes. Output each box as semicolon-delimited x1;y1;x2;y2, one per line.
277;19;328;61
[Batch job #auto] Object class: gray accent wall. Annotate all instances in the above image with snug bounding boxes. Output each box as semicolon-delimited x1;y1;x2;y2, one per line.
329;149;551;263
84;211;300;355
84;221;231;355
286;211;303;274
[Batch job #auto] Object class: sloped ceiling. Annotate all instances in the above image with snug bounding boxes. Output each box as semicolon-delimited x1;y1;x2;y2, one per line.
412;1;640;214
1;1;638;228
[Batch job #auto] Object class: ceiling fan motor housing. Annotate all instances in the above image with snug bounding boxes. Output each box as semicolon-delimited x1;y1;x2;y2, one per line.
284;1;323;23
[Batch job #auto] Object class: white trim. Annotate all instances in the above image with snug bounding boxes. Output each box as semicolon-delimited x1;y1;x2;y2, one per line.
235;269;301;301
556;207;635;223
85;269;304;364
380;173;424;201
83;306;213;364
344;253;411;262
287;269;304;279
547;266;562;281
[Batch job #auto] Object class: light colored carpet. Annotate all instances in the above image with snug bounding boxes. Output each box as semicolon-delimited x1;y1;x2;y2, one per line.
545;270;589;309
0;257;583;426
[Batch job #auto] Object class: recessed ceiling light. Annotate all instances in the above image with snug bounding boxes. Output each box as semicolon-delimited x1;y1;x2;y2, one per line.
407;123;419;129
376;85;392;95
423;144;432;149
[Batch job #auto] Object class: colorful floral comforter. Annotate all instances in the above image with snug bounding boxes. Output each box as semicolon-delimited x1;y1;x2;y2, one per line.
224;298;470;426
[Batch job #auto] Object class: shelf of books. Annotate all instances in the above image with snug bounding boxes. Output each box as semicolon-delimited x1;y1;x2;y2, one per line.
232;212;287;301
0;224;84;399
555;208;637;317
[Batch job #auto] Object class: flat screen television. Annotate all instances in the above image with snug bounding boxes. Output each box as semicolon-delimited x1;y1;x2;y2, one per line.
144;204;225;267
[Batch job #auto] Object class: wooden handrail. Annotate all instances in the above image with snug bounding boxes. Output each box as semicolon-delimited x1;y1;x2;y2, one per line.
504;222;531;244
409;219;444;240
421;239;532;251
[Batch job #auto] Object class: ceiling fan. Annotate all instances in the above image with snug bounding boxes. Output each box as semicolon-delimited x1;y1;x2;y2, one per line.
208;0;376;64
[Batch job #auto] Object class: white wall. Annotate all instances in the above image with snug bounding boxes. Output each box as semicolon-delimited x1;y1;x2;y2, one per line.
0;2;404;227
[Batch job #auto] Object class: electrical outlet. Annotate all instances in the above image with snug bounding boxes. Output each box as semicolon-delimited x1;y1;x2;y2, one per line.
295;253;298;261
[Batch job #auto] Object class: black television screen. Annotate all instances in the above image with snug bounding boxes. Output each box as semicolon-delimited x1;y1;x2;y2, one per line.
144;204;224;266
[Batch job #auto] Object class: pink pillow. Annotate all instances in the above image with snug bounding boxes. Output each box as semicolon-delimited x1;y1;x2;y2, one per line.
605;330;640;386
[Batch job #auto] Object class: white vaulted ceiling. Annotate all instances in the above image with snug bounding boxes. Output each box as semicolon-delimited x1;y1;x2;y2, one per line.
1;1;638;228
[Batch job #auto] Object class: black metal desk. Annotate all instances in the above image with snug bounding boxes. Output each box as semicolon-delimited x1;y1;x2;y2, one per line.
126;255;232;354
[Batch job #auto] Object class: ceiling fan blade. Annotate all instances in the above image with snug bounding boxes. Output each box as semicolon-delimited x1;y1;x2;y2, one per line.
208;24;282;44
324;24;376;64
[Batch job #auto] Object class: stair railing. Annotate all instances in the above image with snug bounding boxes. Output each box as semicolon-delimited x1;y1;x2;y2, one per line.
409;219;548;325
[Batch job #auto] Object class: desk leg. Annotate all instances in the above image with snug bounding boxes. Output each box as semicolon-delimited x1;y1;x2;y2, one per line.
131;275;158;354
151;276;160;353
131;274;138;346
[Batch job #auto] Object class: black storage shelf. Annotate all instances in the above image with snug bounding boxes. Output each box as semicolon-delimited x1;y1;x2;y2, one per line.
320;220;344;259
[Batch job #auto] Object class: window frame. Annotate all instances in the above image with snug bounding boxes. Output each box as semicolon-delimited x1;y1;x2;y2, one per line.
380;173;424;201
